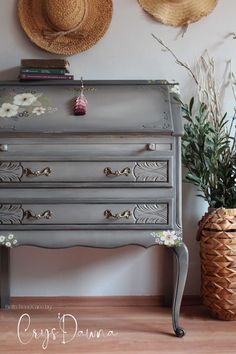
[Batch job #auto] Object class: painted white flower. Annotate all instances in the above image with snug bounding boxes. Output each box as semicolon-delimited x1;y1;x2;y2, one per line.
161;230;177;246
0;103;18;117
5;242;12;248
13;239;17;245
32;107;46;116
7;234;14;240
13;93;37;106
169;85;180;95
0;235;5;243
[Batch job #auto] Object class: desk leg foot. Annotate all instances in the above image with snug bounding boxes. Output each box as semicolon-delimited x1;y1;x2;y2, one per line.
171;242;189;337
0;246;10;309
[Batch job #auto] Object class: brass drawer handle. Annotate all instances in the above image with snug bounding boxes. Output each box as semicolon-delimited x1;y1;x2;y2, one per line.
104;167;131;177
104;209;131;220
23;167;51;177
24;210;52;220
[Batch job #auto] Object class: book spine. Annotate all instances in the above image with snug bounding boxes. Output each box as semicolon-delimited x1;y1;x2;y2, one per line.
19;73;74;80
21;59;70;72
20;68;67;75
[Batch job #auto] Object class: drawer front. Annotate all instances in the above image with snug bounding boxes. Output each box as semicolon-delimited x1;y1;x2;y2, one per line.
0;159;173;186
0;202;171;227
0;141;173;160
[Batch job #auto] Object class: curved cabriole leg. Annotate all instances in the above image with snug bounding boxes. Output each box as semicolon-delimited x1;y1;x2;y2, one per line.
171;242;189;337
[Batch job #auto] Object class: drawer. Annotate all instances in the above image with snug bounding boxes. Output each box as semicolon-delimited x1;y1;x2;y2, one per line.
0;202;172;227
0;141;173;160
0;159;173;186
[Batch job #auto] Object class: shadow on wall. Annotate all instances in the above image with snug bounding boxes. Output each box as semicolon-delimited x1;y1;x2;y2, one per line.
0;67;19;80
182;181;208;295
10;244;171;296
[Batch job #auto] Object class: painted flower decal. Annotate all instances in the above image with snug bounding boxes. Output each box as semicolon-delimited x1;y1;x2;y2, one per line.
32;107;46;116
0;90;57;120
151;230;182;247
0;103;18;117
13;93;37;106
0;233;17;247
169;84;180;95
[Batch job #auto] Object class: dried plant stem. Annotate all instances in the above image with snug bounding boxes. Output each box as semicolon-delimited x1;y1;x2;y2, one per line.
151;33;199;85
196;54;223;127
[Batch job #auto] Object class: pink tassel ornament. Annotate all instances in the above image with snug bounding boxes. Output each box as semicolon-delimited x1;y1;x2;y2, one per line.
74;92;87;116
74;77;87;116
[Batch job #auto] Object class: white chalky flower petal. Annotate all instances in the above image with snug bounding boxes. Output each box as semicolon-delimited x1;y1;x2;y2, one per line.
13;93;37;106
32;107;46;116
0;103;18;117
0;236;5;242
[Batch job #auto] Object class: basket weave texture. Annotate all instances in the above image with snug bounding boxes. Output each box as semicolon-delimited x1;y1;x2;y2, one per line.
199;208;236;320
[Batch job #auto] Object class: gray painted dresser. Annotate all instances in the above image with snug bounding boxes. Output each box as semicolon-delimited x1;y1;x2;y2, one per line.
0;80;188;337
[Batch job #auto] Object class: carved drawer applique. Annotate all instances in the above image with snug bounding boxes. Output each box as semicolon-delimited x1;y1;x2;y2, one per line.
133;204;168;224
0;204;24;224
133;161;168;182
0;162;23;182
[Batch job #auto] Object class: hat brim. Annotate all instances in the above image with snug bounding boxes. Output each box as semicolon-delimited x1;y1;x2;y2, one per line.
138;0;218;26
18;0;113;55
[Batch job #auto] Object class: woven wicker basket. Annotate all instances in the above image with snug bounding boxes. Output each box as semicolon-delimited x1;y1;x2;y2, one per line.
198;208;236;320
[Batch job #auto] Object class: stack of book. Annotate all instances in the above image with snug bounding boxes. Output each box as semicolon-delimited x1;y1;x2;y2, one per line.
19;59;74;81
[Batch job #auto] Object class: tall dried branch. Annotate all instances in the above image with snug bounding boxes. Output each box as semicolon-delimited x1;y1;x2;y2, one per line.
151;34;199;85
195;54;223;127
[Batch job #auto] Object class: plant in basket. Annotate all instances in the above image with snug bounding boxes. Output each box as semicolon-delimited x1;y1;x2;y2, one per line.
153;34;236;320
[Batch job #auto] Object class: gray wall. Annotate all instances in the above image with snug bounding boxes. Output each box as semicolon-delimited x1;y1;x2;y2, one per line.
0;0;234;296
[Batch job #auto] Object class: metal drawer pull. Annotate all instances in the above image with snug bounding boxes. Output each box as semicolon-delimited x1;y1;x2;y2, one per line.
23;167;51;177
104;209;131;220
147;143;157;151
0;144;8;152
24;210;52;220
104;167;131;177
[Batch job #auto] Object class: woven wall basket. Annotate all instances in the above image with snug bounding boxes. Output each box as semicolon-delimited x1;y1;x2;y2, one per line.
198;208;236;320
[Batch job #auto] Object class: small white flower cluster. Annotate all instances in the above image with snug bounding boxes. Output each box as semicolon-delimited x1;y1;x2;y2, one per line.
150;230;182;247
0;93;46;118
32;107;46;116
169;84;180;95
0;233;17;248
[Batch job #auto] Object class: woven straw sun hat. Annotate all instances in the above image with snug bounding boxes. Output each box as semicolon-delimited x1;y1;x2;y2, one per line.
138;0;218;26
18;0;113;55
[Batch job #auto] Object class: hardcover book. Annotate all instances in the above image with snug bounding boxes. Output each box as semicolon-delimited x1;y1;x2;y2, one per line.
19;73;74;80
21;59;70;72
20;67;67;75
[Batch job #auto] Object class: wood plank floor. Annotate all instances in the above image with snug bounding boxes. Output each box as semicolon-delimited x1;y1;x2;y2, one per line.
0;305;236;354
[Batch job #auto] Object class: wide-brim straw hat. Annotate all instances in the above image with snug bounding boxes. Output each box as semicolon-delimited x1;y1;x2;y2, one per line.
138;0;218;26
18;0;113;55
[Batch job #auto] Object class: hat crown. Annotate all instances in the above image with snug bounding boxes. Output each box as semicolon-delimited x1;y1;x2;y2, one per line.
45;0;85;31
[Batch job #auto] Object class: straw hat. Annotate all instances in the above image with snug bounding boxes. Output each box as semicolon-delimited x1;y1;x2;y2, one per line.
138;0;218;26
18;0;113;55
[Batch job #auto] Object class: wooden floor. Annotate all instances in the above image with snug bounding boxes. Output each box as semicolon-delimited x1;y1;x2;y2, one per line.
1;304;236;354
